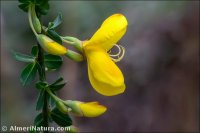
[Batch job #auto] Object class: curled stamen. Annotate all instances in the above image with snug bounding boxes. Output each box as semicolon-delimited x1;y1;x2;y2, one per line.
109;44;125;62
108;49;112;54
109;44;121;57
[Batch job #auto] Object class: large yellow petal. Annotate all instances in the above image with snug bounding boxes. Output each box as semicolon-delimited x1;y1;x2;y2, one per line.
83;14;128;51
84;45;126;96
79;102;107;117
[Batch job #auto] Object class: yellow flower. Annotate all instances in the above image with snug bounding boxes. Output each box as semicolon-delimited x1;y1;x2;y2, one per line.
65;100;107;117
82;14;128;96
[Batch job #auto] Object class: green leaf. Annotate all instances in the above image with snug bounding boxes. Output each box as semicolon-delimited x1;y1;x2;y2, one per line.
47;30;62;44
20;62;37;86
36;0;49;15
51;108;72;127
51;77;64;86
48;13;62;30
19;0;30;3
34;113;44;127
31;45;39;56
35;81;48;90
47;93;56;107
18;0;49;15
44;54;63;70
49;77;66;91
18;3;29;12
36;89;45;110
49;83;66;91
12;51;35;63
35;62;45;81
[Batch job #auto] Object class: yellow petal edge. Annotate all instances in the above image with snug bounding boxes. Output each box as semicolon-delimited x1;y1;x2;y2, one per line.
79;102;107;117
83;13;128;51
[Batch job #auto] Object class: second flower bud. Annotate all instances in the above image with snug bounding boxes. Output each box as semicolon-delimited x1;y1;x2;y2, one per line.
37;34;83;62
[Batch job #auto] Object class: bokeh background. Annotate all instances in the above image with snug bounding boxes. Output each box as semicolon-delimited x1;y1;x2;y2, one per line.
1;1;199;132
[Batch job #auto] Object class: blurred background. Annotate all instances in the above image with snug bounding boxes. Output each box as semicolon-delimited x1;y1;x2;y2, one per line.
1;1;199;132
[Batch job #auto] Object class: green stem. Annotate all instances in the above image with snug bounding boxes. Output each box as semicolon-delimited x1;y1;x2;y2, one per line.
37;44;45;81
61;36;83;52
43;93;49;133
29;4;48;132
28;5;38;37
46;88;63;102
37;44;49;133
46;88;74;109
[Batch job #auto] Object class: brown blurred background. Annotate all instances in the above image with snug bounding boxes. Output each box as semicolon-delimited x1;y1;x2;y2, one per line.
1;1;199;132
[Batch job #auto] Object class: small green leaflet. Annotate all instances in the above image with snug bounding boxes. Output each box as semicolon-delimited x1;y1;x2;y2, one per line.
36;89;45;110
31;45;39;56
48;13;63;30
49;77;67;91
34;112;44;127
18;0;49;15
44;54;63;70
49;83;66;92
18;3;30;12
51;77;64;85
20;62;37;86
35;81;48;90
47;30;63;44
12;51;35;63
46;13;63;44
47;92;56;108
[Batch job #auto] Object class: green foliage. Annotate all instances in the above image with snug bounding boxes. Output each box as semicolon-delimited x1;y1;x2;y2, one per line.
18;3;30;12
31;45;39;56
51;108;72;127
47;29;63;44
46;13;63;44
14;45;63;85
12;51;35;63
20;62;38;86
34;112;44;127
44;54;63;70
35;81;48;90
51;77;64;85
18;0;49;15
49;77;67;91
35;77;66;92
36;88;45;110
35;77;66;110
47;92;56;107
48;13;63;30
16;0;76;130
49;83;66;91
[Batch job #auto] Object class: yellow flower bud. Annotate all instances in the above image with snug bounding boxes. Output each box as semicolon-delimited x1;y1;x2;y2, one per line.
37;34;67;55
79;102;107;117
65;100;107;117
